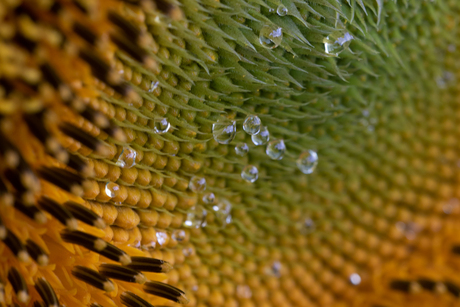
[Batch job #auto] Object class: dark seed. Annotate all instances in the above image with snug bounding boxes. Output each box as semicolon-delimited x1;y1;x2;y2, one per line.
120;291;155;307
3;229;29;262
64;201;106;229
71;266;114;292
143;281;189;304
61;230;131;265
99;263;146;284
125;256;172;273
26;239;49;266
8;267;30;303
38;197;78;229
35;277;59;307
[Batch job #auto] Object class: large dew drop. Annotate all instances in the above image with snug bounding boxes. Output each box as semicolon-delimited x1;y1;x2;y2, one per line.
243;115;261;135
184;205;207;228
276;5;288;16
105;182;120;198
259;25;283;49
172;229;186;242
212;198;232;226
212;120;237;144
252;126;270;146
266;139;286;160
189;176;206;193
324;31;353;56
116;147;137;168
235;143;249;156
202;192;216;204
296;150;318;174
241;165;258;183
153;118;170;134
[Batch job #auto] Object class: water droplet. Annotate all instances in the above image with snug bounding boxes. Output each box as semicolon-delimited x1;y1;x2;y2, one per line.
153;118;170;134
349;273;361;285
276;5;288;16
236;285;252;299
235;143;249;156
116;147;137;168
270;261;282;277
172;229;186;242
296;150;318;174
184;205;207;228
395;222;421;240
243;115;261;135
189;176;206;193
266;139;286;160
443;198;459;214
212;198;232;226
105;182;120;198
202;192;216;204
324;31;353;55
251;126;270;146
155;231;168;246
148;81;159;93
259;25;283;49
212;120;236;144
183;246;194;257
241;165;258;183
301;218;316;234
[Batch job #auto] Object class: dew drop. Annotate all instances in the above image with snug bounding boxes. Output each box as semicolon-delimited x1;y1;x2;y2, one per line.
266;139;286;160
116;147;137;168
443;198;459;214
148;81;159;93
189;176;206;193
296;150;318;174
259;25;283;49
300;218;315;234
241;165;258;183
184;205;207;228
268;261;282;278
153;118;170;134
155;231;168;246
202;192;216;204
236;285;252;299
251;126;270;146
349;273;361;285
324;31;353;56
105;182;120;198
172;229;186;242
276;5;288;16
212;120;236;144
183;246;194;257
212;198;232;226
235;143;249;156
243;115;261;135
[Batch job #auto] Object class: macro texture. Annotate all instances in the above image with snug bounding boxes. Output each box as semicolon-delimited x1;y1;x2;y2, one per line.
0;0;460;306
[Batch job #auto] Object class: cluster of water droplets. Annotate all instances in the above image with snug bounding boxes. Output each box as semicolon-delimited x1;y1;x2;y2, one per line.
359;109;378;133
183;176;233;229
211;114;320;180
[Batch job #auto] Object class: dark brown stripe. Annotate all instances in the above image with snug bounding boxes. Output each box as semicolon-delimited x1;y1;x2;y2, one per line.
26;239;49;266
64;201;105;229
35;277;59;306
60;230;131;264
71;266;114;292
